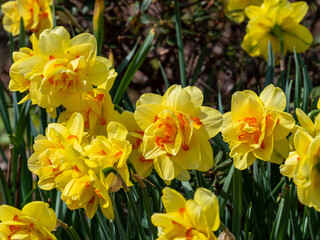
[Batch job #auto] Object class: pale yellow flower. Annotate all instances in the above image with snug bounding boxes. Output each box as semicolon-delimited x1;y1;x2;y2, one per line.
222;84;294;169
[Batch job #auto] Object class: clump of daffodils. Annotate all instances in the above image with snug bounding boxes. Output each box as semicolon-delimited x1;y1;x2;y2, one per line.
28;113;131;219
222;84;295;170
242;0;313;60
9;26;116;118
0;201;57;240
133;85;223;182
152;187;220;239
280;109;320;211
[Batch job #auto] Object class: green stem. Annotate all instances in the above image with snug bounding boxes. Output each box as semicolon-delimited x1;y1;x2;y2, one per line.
57;220;81;240
102;167;146;240
232;168;242;237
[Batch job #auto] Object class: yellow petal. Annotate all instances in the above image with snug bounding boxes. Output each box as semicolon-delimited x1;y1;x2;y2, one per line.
162;187;186;212
282;21;313;53
199;106;223;139
233;152;256;170
280;151;300;178
22;201;57;231
134;104;167;130
194;188;220;231
184;86;204;108
136;93;162;107
296;108;314;134
290;2;308;24
107;122;128;141
273;112;295;141
294;130;313;158
185;199;209;235
66;113;84;143
153;155;182;181
260;85;286;111
0;205;22;222
253;135;273;161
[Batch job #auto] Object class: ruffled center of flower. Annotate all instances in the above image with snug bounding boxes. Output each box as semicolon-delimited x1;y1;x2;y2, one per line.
235;117;262;144
153;114;178;148
40;55;87;94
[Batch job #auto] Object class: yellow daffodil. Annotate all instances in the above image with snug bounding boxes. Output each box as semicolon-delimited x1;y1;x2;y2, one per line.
280;129;320;211
152;187;220;239
242;0;313;60
84;121;132;187
56;165;114;219
9;26;116;118
222;84;294;170
28;112;86;190
226;0;262;23
1;0;53;36
134;85;223;182
0;201;57;240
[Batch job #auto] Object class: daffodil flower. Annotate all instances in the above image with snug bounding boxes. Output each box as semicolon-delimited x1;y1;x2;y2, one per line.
222;84;294;170
281;129;320;211
0;201;57;240
9;26;116;118
28;112;86;190
242;0;313;60
1;0;53;36
134;85;223;182
151;187;220;239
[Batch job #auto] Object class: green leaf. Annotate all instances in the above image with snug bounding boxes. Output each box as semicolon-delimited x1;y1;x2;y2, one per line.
0;82;12;135
173;0;187;87
190;45;207;86
294;49;301;111
232;168;243;237
113;29;154;105
264;41;274;88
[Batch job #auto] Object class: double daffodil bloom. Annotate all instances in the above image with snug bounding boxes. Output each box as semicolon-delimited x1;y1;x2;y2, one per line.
134;85;223;182
56;160;114;219
226;0;262;23
9;26;116;118
242;0;313;60
84;121;133;187
1;0;53;36
152;187;220;239
0;201;57;240
222;84;294;170
280;129;320;211
28;112;85;190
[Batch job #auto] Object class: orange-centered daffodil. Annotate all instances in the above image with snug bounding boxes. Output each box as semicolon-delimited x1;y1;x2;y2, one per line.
222;84;295;170
9;26;116;118
151;187;220;239
134;85;223;182
0;201;57;240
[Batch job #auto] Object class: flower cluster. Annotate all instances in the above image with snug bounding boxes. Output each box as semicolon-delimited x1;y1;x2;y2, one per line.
9;26;116;118
0;202;57;240
280;109;320;211
28;113;132;219
1;0;53;36
152;187;220;239
222;84;295;170
242;0;313;60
